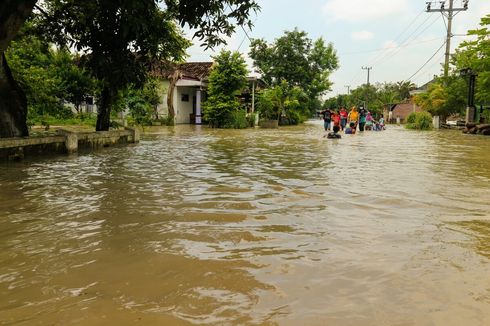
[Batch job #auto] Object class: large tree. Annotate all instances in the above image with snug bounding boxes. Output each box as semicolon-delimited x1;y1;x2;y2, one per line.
249;28;338;114
0;0;259;137
0;1;37;138
453;14;490;104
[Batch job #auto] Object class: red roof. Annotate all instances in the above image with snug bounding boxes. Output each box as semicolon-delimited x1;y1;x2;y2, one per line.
150;62;213;80
392;103;422;119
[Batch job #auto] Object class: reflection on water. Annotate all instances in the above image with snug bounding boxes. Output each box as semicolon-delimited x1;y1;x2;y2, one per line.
1;122;490;325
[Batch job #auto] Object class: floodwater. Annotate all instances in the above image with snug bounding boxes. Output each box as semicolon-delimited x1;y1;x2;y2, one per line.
1;121;490;325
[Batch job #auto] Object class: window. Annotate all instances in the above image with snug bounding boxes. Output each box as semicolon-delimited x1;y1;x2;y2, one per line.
181;94;189;102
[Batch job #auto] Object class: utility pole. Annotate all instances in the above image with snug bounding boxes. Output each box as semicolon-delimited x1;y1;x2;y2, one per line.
426;0;468;78
362;67;372;86
344;85;351;95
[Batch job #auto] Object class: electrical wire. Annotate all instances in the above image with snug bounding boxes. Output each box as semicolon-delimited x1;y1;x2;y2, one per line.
410;54;445;84
346;10;432;86
340;37;444;55
370;13;440;67
405;41;447;82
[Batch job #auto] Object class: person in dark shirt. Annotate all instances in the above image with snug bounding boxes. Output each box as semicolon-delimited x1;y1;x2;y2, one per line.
345;122;356;134
326;125;341;139
321;108;332;131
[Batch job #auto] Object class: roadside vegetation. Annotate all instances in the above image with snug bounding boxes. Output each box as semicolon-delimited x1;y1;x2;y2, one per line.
415;14;490;123
323;14;490;125
405;112;433;130
0;0;259;138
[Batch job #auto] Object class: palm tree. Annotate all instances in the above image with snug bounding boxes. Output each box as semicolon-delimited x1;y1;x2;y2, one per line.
395;81;417;101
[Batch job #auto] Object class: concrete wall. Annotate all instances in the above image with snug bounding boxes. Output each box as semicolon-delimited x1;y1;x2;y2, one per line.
156;81;198;124
0;128;139;161
175;86;195;124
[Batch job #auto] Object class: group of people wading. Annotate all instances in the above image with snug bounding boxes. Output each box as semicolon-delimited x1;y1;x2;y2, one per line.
321;106;385;139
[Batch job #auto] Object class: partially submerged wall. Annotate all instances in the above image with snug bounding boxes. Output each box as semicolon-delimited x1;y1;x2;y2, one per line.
0;128;139;160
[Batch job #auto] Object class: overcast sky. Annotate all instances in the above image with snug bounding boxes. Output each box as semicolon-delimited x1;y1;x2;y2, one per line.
186;0;490;97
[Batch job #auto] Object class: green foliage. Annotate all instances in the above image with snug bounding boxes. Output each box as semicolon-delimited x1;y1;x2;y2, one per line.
28;113;98;127
257;80;307;125
225;110;248;129
348;84;378;112
35;0;258;130
410;13;490;120
453;14;490;104
203;50;248;128
246;113;257;127
249;28;338;116
414;76;466;117
324;81;416;116
158;115;175;126
53;50;99;112
257;89;276;120
114;78;162;126
6;27;97;120
406;112;433;130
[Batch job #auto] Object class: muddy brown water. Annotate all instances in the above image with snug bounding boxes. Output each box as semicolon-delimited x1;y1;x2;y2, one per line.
1;121;489;325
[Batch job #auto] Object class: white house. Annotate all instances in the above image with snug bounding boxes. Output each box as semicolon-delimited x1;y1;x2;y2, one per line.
152;62;213;124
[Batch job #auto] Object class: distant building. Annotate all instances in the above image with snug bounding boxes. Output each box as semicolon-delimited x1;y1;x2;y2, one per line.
389;102;422;123
151;62;213;124
150;62;264;124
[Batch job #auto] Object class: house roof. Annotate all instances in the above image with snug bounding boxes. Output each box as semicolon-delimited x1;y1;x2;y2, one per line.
391;103;422;118
150;61;213;80
410;77;437;95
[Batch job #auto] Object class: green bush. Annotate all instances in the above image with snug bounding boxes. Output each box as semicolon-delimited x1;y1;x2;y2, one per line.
406;112;417;124
246;113;257;127
406;111;433;130
257;90;277;120
160;116;175;126
202;50;248;128
224;110;248;129
280;110;306;125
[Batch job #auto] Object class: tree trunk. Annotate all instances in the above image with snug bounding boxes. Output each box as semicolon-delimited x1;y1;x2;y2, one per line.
167;70;180;120
0;53;29;137
96;85;116;131
0;0;37;138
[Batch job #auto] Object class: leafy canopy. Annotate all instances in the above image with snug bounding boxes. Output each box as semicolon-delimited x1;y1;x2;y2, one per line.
249;28;338;110
203;50;248;128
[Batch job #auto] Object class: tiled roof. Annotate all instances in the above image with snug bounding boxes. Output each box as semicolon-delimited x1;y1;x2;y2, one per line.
392;103;422;119
150;62;213;80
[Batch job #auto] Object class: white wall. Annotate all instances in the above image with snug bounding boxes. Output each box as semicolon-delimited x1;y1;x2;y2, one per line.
156;80;200;124
175;86;195;124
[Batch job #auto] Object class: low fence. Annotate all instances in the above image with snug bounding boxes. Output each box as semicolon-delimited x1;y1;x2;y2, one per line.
0;128;139;160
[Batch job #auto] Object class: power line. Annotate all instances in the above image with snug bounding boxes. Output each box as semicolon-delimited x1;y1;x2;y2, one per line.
346;11;436;86
370;13;440;67
425;0;469;77
340;37;443;55
405;40;447;82
411;54;445;84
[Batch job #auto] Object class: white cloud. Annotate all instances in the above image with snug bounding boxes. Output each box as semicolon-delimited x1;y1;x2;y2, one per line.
323;0;410;22
351;30;374;40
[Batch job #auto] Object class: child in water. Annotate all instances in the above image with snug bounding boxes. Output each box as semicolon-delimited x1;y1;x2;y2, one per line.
345;122;356;134
326;125;341;139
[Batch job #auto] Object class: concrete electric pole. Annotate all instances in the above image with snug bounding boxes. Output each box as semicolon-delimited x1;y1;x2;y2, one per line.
344;85;351;95
362;67;372;86
426;0;469;77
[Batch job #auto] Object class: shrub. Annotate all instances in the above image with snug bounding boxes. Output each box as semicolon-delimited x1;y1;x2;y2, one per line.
406;112;417;124
224;110;248;129
203;50;248;128
160;116;175;126
406;111;433;130
246;113;257;127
